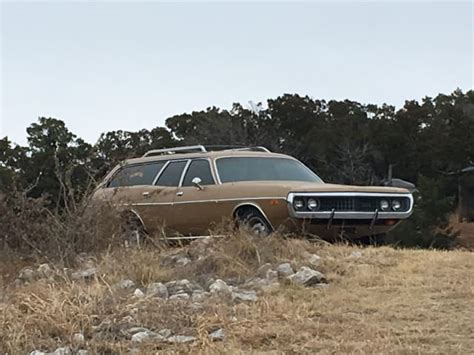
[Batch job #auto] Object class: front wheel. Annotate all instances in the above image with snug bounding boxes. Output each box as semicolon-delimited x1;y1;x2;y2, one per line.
236;209;272;237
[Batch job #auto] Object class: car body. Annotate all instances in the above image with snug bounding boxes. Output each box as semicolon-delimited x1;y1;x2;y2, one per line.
92;145;414;240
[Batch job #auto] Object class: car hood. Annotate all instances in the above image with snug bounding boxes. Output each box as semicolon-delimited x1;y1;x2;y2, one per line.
227;181;410;194
286;182;410;194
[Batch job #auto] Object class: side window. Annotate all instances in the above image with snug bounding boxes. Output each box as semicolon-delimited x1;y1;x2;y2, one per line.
108;162;165;187
155;161;187;186
182;160;215;186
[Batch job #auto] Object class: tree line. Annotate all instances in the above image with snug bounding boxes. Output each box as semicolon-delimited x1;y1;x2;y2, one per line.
1;89;473;247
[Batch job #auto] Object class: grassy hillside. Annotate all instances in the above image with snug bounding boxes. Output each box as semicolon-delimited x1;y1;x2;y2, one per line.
0;233;472;354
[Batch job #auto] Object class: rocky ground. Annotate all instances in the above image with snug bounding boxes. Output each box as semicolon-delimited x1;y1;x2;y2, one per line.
0;232;473;354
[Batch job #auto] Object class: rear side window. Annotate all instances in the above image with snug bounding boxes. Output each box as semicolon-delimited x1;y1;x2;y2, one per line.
182;160;215;186
108;162;165;187
155;161;187;186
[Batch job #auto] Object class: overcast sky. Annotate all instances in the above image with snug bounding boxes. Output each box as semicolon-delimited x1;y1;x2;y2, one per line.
1;1;473;145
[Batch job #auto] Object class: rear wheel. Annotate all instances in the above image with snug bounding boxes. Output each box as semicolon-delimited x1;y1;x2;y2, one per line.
236;208;272;237
121;213;147;247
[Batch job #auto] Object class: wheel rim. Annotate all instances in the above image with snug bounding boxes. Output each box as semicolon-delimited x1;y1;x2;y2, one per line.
247;217;270;236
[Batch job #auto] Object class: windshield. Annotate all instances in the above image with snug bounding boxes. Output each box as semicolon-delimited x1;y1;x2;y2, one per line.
216;157;323;183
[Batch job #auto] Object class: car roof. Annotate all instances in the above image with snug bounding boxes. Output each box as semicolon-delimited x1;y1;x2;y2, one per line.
123;150;294;165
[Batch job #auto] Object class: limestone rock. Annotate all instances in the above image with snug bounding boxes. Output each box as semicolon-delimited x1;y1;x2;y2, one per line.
209;279;231;295
287;266;327;286
146;282;169;298
133;288;145;299
231;289;257;302
114;279;135;290
52;347;72;355
167;335;196;344
131;330;164;343
256;263;273;278
37;264;54;279
307;254;321;266
276;263;294;277
165;279;198;296
209;328;225;341
169;293;190;301
71;268;97;281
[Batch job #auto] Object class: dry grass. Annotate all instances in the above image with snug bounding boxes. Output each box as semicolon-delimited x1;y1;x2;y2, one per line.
449;214;474;250
0;232;473;354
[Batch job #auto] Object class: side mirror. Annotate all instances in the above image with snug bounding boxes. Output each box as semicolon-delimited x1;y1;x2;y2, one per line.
192;177;203;190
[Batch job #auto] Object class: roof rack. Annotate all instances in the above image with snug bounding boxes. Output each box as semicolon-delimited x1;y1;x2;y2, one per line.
142;145;206;157
142;145;270;157
205;145;271;153
233;146;270;153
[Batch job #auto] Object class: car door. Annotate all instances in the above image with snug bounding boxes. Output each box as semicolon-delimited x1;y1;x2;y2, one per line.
136;159;189;234
102;160;177;235
173;158;223;236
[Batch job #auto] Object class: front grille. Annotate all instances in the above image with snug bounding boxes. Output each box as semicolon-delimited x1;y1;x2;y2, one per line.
319;197;382;212
320;197;355;211
293;195;411;213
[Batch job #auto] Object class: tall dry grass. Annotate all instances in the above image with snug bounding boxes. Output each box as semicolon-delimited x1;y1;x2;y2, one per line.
0;190;124;265
0;229;473;354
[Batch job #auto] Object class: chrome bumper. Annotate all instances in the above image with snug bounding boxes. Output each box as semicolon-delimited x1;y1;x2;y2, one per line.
287;192;414;219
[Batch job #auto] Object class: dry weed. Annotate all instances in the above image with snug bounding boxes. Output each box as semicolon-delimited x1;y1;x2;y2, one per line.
0;231;472;354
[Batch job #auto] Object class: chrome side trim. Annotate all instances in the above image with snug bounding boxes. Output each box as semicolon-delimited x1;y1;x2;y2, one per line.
286;192;414;219
178;159;192;187
119;196;286;207
232;202;275;231
212;157;222;184
151;160;171;185
160;235;226;241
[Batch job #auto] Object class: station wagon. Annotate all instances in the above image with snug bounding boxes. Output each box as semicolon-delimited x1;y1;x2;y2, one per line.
92;145;414;241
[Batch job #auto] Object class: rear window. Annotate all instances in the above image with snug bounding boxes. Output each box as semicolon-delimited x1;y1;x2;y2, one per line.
108;162;165;187
155;161;187;186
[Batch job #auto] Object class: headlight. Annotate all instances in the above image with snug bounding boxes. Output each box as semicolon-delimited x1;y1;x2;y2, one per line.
307;198;319;210
293;199;305;210
380;199;390;211
392;199;401;211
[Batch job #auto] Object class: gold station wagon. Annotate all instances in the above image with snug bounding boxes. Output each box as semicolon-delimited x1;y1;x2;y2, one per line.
92;145;414;241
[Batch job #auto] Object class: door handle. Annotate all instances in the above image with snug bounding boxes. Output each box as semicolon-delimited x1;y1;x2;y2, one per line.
142;192;150;197
176;191;184;197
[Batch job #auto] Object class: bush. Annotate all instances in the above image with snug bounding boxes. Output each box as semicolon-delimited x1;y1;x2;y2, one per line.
0;190;123;264
386;175;458;248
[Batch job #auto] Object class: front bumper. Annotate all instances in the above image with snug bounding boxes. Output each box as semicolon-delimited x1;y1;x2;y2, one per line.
287;192;414;220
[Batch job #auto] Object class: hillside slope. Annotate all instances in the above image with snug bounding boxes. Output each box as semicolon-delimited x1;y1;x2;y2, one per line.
0;235;473;354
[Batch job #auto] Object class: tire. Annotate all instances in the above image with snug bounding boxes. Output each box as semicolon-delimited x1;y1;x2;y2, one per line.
236;208;272;237
121;213;147;247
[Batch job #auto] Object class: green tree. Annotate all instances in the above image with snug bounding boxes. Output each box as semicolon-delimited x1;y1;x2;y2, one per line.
21;117;93;207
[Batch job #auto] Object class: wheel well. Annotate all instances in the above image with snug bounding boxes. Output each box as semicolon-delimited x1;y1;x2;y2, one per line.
122;210;147;232
232;204;273;231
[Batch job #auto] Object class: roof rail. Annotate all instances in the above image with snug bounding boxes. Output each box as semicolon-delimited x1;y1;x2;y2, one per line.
142;145;271;157
204;145;271;153
142;145;206;157
231;146;270;153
